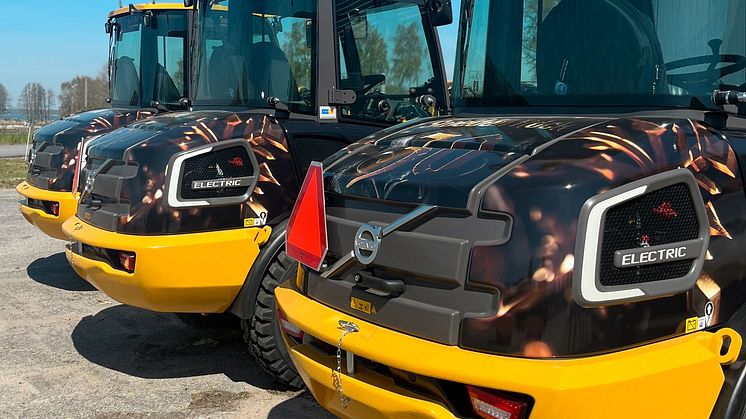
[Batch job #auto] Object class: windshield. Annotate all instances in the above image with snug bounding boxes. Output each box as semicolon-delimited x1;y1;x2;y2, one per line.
336;0;447;123
193;0;316;113
110;11;189;109
453;0;746;111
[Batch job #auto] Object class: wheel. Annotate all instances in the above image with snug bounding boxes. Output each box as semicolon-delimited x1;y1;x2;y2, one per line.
242;223;303;389
175;313;239;330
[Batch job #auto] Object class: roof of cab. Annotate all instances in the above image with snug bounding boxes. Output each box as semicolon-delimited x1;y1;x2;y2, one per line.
108;3;191;19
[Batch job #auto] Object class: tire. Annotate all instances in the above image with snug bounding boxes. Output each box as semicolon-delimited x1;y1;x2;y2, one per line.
243;246;303;390
175;313;239;330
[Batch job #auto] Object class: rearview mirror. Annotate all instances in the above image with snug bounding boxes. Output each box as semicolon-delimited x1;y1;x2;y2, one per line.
427;0;453;27
143;11;155;28
105;21;113;34
349;9;367;40
183;0;194;7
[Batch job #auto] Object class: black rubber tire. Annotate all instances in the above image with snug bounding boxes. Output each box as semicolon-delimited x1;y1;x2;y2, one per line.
175;313;239;330
243;247;303;389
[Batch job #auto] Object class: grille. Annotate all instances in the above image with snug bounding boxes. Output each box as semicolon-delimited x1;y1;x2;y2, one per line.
599;183;698;286
180;146;254;200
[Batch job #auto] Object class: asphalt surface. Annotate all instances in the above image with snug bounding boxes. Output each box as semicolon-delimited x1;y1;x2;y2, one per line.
0;188;333;418
0;144;26;158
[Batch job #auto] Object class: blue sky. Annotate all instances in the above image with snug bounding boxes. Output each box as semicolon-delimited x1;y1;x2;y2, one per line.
0;1;460;105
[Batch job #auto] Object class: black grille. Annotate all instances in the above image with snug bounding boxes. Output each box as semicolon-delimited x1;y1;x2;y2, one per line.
180;146;253;200
599;183;698;286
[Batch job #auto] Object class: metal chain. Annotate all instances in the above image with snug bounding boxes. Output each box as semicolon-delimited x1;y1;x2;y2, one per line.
332;320;358;408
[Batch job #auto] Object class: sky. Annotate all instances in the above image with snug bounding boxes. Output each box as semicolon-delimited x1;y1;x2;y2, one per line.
0;0;460;106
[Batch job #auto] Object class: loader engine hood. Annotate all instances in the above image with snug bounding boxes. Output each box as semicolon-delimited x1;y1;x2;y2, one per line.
78;110;297;235
306;115;746;358
27;108;154;191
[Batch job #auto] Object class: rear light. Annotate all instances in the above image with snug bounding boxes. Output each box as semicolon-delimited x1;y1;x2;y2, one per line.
278;308;303;340
118;251;136;273
467;386;529;419
50;202;60;216
286;161;328;271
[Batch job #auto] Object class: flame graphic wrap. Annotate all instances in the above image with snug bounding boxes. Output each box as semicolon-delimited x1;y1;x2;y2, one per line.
463;118;746;357
80;111;297;234
315;115;746;358
324;117;593;207
27;108;154;191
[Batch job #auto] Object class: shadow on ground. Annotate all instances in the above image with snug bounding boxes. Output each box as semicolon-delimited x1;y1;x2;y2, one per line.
267;392;335;419
26;252;96;291
71;304;285;390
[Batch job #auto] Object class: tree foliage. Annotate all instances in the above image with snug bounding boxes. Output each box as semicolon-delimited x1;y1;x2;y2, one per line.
390;23;424;92
58;68;109;117
282;21;312;90
18;82;47;123
0;83;8;115
357;27;388;77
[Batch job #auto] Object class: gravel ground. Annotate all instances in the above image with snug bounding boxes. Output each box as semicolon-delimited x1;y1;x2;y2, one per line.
0;188;333;418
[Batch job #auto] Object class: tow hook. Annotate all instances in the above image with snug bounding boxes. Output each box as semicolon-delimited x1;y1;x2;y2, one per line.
333;320;359;408
714;328;741;365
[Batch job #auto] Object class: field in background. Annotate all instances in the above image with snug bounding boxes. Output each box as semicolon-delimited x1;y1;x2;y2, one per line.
0;158;26;188
0;128;29;145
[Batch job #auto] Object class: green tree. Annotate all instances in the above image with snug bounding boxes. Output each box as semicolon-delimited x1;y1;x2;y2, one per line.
521;0;561;81
18;82;47;123
282;21;312;90
173;57;184;95
357;27;388;77
0;83;8;115
389;23;424;92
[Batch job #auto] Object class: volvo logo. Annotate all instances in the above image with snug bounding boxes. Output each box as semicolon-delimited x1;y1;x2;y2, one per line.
353;224;382;265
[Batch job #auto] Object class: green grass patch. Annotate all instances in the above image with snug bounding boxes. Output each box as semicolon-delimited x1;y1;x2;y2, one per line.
0;128;30;145
0;158;27;189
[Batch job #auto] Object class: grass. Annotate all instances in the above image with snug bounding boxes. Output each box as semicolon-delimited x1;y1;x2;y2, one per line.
0;128;29;145
0;158;27;189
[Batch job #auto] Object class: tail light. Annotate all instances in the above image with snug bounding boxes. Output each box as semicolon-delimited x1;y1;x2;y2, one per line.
286;162;328;271
278;308;304;340
467;386;529;419
50;202;60;216
118;251;136;273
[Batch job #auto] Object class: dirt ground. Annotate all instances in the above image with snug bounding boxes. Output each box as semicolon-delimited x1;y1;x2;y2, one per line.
0;189;334;418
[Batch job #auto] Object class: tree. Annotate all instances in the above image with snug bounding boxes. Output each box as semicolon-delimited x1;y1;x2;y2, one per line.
521;0;561;82
173;57;184;95
357;27;388;78
46;88;56;120
0;83;8;115
282;21;312;90
58;73;108;117
18;82;47;123
389;23;424;92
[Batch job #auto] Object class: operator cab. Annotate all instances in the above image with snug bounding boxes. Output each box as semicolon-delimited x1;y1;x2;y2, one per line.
455;0;746;116
107;7;190;110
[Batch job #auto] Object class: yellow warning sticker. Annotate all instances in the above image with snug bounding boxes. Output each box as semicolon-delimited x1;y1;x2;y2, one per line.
350;297;372;315
244;212;268;228
685;317;698;333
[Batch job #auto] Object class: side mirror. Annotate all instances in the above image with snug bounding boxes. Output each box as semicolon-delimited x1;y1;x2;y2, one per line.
349;10;367;40
272;17;283;34
427;0;453;27
105;21;113;34
183;0;195;7
143;11;156;28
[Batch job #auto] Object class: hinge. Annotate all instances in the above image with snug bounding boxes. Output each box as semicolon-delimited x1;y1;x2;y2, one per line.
328;88;356;105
